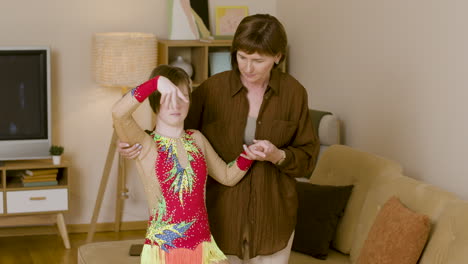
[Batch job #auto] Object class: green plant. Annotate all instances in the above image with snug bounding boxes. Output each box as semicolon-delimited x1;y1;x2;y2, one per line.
49;145;64;156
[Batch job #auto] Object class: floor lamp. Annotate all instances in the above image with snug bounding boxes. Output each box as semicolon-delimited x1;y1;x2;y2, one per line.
86;32;157;243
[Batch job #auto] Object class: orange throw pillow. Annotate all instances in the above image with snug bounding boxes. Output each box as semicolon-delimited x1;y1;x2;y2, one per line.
357;196;431;264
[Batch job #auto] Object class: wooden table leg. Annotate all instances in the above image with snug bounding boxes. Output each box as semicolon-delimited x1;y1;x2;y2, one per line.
56;213;71;249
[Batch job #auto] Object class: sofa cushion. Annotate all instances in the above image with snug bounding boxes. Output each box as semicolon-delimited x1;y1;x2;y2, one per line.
292;182;353;259
309;145;403;254
318;114;340;146
356;196;431;264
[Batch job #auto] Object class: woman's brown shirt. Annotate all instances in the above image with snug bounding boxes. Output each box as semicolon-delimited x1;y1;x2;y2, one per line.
185;69;319;258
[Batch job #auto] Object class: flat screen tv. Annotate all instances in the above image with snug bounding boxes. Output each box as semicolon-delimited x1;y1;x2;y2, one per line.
0;46;52;161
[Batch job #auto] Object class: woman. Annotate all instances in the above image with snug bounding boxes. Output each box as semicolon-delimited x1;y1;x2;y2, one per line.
119;14;319;263
112;65;257;264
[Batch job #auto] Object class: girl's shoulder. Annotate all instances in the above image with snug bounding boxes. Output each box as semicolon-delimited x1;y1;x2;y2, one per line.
186;128;199;135
186;129;207;149
186;129;202;141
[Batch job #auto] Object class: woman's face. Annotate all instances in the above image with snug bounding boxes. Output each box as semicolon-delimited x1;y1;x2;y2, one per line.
157;84;190;127
236;50;280;84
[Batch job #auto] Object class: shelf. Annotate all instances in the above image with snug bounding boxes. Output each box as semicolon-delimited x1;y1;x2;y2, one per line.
0;159;70;212
3;160;68;191
5;174;68;191
158;39;232;47
0;157;71;247
1;159;69;170
158;39;233;87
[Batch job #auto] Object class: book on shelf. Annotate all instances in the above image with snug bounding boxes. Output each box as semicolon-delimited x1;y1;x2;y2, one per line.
22;175;57;183
25;168;59;176
23;181;58;187
22;173;57;180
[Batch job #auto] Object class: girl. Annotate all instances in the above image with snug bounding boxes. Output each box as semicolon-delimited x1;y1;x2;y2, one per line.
112;65;255;264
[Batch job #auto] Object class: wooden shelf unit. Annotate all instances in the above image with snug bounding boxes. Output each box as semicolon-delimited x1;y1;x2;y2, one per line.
157;39;233;87
0;159;70;249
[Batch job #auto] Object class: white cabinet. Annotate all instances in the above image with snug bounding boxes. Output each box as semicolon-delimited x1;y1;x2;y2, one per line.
7;189;68;214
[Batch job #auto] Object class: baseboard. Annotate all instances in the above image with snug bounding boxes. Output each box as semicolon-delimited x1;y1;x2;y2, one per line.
0;221;147;237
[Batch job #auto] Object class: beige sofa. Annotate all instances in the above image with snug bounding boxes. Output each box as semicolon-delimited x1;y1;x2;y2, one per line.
289;144;468;264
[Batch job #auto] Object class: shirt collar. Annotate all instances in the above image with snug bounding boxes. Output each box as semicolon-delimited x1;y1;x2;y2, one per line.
229;69;281;97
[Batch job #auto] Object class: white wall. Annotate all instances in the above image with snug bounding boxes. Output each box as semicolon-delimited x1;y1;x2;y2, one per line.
278;0;468;199
1;0;275;225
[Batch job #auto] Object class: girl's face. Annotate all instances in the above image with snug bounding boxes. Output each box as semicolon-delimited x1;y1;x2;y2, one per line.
157;84;190;127
236;50;280;84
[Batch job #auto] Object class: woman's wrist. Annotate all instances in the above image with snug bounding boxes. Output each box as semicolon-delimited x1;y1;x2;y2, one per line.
274;149;286;165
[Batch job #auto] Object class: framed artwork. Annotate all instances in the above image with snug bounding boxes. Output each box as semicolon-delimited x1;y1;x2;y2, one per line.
215;6;248;38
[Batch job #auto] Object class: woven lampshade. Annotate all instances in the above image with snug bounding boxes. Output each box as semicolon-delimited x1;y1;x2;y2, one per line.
93;32;157;88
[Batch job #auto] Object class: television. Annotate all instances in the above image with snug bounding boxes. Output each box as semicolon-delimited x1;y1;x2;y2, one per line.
0;46;52;161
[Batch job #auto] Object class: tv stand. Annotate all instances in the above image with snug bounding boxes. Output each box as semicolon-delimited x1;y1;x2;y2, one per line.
0;159;70;249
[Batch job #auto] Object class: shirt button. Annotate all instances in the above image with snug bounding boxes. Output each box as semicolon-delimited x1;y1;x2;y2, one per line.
257;121;262;125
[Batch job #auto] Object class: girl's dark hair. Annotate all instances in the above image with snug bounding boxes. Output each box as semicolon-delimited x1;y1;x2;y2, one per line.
147;65;191;114
230;14;288;70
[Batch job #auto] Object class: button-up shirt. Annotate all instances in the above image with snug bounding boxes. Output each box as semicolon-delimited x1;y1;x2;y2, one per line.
185;69;319;258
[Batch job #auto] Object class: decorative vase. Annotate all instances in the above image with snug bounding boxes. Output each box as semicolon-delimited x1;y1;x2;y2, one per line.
52;155;61;165
170;56;193;78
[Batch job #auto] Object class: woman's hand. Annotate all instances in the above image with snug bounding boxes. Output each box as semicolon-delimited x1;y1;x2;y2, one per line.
117;139;142;159
157;76;189;110
244;139;285;164
241;144;265;161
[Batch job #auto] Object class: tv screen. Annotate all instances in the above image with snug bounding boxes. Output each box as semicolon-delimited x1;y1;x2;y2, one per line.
0;47;51;161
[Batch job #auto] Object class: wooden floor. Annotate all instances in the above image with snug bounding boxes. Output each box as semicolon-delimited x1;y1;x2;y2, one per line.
0;230;146;264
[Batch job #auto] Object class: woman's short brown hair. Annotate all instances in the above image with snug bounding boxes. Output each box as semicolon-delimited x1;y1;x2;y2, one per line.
147;65;192;114
230;14;288;70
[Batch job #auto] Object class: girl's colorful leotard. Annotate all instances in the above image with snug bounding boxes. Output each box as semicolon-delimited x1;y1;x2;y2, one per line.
112;76;253;263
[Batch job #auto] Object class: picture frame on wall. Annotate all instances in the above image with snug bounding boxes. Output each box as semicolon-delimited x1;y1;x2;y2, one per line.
215;6;248;39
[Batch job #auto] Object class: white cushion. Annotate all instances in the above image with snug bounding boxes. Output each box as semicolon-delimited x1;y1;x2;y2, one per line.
319;114;340;146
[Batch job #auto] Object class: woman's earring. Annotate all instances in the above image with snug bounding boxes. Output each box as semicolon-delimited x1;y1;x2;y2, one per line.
275;61;279;65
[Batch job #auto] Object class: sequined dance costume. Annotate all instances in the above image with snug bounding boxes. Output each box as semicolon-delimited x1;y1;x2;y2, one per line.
112;76;253;264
